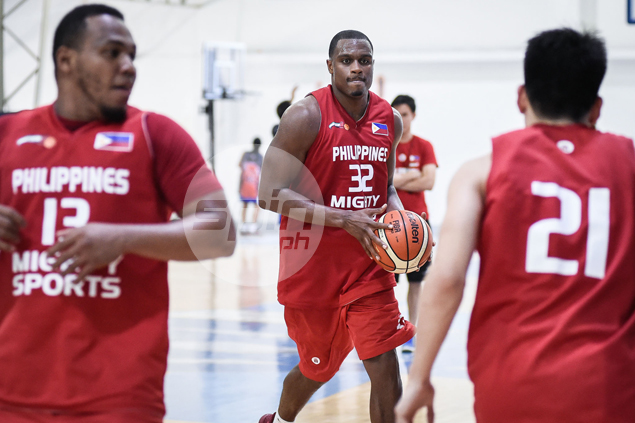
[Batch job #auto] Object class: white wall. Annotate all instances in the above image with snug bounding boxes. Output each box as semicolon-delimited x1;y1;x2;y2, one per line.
4;0;635;225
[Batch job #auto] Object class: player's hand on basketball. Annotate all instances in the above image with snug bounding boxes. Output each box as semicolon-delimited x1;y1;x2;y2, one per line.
395;378;435;423
342;203;392;261
0;205;26;252
46;223;125;281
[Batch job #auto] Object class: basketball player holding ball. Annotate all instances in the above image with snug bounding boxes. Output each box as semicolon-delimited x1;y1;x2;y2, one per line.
258;30;415;423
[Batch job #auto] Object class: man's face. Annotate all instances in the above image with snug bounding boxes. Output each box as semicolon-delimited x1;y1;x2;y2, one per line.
395;104;415;135
328;39;373;99
73;15;136;122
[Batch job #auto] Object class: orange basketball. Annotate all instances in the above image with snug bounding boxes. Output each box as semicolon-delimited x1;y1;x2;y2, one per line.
373;210;433;274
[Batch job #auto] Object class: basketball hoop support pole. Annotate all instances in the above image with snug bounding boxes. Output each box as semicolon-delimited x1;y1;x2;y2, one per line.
207;99;215;171
202;42;245;171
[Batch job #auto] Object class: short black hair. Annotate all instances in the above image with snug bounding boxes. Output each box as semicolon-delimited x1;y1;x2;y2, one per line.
276;101;291;118
53;4;124;66
328;30;373;59
524;28;606;122
391;95;416;113
253;137;262;146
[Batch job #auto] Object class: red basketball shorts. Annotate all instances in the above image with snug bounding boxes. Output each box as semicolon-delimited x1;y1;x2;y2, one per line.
284;288;415;382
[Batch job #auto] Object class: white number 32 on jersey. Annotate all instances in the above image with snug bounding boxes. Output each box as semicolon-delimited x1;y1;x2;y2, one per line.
525;181;610;279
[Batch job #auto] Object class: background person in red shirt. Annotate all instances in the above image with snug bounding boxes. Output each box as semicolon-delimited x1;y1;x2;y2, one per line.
391;94;437;350
395;28;635;423
0;4;235;423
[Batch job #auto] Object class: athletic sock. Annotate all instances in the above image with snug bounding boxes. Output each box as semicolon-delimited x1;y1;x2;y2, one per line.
275;411;293;423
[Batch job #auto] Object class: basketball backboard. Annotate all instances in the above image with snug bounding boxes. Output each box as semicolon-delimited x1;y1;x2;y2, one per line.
202;42;246;100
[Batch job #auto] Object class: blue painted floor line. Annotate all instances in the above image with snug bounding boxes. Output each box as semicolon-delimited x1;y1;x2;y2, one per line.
164;302;470;422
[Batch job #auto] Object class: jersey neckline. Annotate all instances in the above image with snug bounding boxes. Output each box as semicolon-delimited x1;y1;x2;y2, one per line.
328;85;373;130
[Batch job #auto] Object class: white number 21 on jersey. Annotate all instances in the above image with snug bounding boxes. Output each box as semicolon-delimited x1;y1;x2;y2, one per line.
525;181;610;279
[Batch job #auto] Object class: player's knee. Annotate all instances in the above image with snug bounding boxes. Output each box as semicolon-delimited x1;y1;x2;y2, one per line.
363;350;399;377
365;353;402;396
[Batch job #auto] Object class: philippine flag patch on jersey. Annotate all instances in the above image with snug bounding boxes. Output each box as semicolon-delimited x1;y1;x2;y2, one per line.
371;122;389;136
94;132;134;152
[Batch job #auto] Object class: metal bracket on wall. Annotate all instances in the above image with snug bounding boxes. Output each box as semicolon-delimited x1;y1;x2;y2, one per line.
0;0;220;112
0;0;49;111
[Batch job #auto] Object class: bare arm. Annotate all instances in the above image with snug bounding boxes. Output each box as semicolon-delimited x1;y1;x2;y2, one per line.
396;163;436;192
46;189;236;281
115;189;236;261
258;96;392;260
0;205;27;252
289;85;298;103
395;154;491;423
386;107;404;212
393;169;420;188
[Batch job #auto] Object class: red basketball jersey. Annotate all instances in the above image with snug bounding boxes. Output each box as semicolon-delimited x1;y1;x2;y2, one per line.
0;105;220;418
395;135;437;217
469;124;635;422
278;86;396;308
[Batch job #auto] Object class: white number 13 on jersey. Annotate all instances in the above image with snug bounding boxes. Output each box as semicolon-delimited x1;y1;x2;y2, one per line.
41;198;91;246
526;181;610;279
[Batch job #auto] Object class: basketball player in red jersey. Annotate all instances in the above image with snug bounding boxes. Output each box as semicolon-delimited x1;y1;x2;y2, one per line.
0;4;235;423
396;28;635;423
258;30;416;423
390;95;437;347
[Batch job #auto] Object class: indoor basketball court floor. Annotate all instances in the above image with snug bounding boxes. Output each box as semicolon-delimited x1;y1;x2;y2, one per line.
163;228;479;423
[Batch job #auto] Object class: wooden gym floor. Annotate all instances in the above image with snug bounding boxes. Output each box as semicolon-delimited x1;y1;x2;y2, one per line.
163;228;478;423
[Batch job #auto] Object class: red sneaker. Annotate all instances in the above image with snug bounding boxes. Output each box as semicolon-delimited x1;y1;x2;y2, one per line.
259;413;276;423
